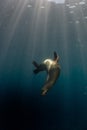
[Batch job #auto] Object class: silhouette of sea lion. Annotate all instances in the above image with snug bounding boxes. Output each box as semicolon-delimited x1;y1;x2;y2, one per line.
32;52;61;95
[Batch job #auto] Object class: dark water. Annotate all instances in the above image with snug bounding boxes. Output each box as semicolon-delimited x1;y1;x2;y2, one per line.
0;0;87;129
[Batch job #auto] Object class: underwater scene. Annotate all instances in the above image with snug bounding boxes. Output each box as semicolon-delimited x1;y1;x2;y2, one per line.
0;0;87;129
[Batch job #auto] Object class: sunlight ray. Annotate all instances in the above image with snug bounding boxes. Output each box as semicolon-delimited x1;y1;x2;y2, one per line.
1;0;28;65
61;5;70;76
70;0;87;80
27;0;51;60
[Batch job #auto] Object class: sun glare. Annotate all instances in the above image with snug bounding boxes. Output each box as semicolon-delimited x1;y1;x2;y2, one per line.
48;0;65;4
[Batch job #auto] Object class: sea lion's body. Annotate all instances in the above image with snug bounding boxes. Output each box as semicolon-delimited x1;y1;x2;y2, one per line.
33;52;61;95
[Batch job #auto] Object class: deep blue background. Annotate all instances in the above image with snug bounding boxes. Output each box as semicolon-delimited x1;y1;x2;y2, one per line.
0;0;87;129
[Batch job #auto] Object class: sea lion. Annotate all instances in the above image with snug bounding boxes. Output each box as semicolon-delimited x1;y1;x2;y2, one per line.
32;52;61;95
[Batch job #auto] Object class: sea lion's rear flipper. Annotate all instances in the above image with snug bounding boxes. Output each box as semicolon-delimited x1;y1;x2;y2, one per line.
32;61;39;68
32;61;40;74
33;69;40;74
33;62;46;74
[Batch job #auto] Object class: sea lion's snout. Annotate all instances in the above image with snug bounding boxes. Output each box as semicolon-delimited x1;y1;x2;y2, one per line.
41;89;48;96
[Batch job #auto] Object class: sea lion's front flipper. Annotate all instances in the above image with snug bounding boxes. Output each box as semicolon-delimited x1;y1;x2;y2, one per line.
53;52;60;62
53;51;57;61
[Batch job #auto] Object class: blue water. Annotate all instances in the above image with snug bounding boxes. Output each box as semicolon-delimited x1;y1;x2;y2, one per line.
0;0;87;129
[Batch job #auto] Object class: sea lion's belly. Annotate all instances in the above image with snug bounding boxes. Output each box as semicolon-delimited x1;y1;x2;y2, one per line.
49;64;61;84
43;59;61;87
